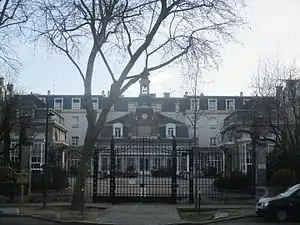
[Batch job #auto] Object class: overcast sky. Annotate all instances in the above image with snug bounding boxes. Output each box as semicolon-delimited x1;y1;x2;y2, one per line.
13;0;300;97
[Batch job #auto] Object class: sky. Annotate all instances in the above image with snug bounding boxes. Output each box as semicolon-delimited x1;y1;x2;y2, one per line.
11;0;300;97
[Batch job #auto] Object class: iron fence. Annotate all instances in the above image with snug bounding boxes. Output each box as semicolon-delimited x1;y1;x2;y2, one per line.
1;138;257;204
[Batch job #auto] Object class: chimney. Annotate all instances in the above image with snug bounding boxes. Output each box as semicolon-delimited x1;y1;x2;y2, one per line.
240;91;243;97
163;92;170;98
6;83;13;93
184;91;188;98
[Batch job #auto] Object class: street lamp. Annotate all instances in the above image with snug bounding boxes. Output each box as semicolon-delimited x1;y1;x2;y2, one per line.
42;90;54;208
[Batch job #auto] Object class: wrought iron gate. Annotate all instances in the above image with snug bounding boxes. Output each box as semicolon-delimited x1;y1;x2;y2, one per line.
92;137;193;204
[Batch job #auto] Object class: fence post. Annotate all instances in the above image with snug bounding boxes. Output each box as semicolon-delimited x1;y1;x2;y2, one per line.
110;137;116;203
189;148;194;204
171;137;177;204
92;147;98;203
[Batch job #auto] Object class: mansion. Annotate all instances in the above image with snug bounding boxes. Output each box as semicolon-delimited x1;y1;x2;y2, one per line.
35;75;256;174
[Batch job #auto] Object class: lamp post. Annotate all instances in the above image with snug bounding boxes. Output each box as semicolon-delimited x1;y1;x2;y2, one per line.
42;90;51;208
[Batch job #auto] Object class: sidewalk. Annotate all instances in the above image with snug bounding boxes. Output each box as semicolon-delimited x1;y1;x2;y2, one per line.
0;203;255;225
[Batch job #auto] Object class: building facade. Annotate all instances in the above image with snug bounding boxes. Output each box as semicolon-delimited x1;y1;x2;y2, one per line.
38;75;255;150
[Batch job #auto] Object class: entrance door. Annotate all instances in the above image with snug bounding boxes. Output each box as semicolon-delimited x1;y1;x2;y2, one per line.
139;157;149;174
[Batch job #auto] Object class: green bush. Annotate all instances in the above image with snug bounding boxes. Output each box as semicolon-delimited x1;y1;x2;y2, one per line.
267;169;298;187
0;165;17;198
214;170;252;191
151;166;172;177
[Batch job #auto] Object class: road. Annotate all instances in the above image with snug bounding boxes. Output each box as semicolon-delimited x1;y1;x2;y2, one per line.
210;217;298;225
0;217;58;225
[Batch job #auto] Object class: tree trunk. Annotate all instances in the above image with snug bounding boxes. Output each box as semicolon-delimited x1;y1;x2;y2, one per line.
70;126;95;210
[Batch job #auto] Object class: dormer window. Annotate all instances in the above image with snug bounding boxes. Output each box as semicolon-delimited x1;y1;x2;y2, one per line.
54;98;63;109
166;123;176;138
113;123;123;138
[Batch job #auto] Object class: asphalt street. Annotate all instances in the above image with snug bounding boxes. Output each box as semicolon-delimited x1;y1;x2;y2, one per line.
0;217;58;225
210;217;298;225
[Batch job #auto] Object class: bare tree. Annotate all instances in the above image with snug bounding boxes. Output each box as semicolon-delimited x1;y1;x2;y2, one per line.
249;58;300;185
34;0;244;209
0;0;32;75
182;59;206;147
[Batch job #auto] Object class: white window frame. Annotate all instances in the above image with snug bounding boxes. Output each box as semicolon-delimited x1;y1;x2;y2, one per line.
72;116;79;128
113;123;123;138
166;123;176;138
54;97;63;109
92;98;98;110
226;99;235;110
71;136;79;146
128;103;136;111
71;97;81;109
243;99;250;105
39;97;46;103
208;99;218;110
175;101;180;112
31;141;45;170
210;137;217;146
190;98;200;111
156;104;162;112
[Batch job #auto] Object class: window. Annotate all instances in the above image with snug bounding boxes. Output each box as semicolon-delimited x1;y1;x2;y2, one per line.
180;157;187;172
72;116;79;128
226;99;235;110
72;98;81;109
128;103;136;111
166;123;176;138
113;123;123;138
114;127;121;138
101;156;109;171
156;104;161;112
190;98;199;110
92;98;98;110
243;99;250;105
208;99;217;110
71;136;79;146
31;142;45;170
39;97;46;103
208;116;217;129
210;137;217;146
54;98;63;109
167;128;175;137
175;101;180;112
10;141;19;163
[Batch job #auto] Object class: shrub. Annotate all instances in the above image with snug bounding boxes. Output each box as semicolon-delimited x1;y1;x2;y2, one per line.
214;170;252;191
151;166;172;177
0;165;17;198
31;166;69;192
123;166;138;178
267;169;298;187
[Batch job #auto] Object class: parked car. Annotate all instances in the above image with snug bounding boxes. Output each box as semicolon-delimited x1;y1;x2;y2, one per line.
255;183;300;222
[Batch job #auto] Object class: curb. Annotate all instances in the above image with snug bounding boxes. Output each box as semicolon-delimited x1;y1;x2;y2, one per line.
1;214;114;225
169;214;256;225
